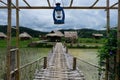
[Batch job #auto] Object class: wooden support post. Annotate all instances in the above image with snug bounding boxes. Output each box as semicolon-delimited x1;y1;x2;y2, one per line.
73;57;76;70
7;0;12;80
90;0;99;7
66;47;67;53
23;0;31;7
105;0;110;80
16;0;20;80
70;0;73;7
0;0;7;5
43;57;47;69
47;0;51;7
115;0;120;80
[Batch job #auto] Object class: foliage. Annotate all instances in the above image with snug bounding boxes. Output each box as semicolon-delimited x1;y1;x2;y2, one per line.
98;30;117;62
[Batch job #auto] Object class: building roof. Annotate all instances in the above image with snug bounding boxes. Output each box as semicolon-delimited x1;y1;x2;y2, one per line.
19;32;32;38
92;33;103;37
46;30;64;37
64;31;78;39
0;32;7;38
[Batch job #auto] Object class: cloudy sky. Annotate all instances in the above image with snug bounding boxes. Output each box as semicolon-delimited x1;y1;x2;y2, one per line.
0;0;118;32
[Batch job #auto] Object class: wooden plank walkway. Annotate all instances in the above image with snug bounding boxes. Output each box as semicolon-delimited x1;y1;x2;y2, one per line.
34;42;85;80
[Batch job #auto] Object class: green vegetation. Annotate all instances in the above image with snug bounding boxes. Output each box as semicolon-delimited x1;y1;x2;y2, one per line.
98;30;117;80
0;25;47;37
0;48;50;79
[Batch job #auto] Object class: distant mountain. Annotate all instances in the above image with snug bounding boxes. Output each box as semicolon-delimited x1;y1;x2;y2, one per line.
0;25;114;38
0;25;48;37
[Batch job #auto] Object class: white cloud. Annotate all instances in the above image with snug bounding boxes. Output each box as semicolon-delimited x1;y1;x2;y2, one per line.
0;0;118;31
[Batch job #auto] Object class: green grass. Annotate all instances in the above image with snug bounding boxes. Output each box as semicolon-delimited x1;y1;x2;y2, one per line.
0;48;51;79
78;38;105;44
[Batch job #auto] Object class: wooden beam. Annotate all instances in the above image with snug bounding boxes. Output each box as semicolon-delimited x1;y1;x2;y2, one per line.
0;6;118;9
110;2;118;8
47;0;51;7
105;1;110;80
23;0;31;7
7;0;12;79
90;0;99;7
11;2;20;10
70;0;73;7
0;0;7;5
116;0;120;80
16;0;20;79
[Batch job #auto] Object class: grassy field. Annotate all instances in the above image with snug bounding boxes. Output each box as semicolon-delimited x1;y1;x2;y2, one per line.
0;48;50;80
69;49;100;80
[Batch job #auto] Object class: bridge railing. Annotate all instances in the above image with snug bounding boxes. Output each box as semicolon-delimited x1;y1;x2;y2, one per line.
19;57;44;80
76;58;105;80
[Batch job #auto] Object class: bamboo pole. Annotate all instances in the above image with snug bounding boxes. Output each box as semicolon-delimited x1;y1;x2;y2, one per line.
7;0;12;80
105;0;110;80
23;0;31;7
47;0;51;7
70;0;73;7
110;2;118;8
115;1;120;80
16;0;20;80
0;6;118;9
90;0;99;7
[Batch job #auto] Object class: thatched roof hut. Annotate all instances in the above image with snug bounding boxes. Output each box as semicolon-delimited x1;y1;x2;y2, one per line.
0;32;7;39
19;32;32;40
46;30;64;42
92;33;103;39
64;31;78;39
64;31;78;43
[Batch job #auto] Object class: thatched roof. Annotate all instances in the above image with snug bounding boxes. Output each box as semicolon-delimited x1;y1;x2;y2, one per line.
92;33;103;37
19;32;32;38
0;32;7;38
46;30;64;37
64;31;78;39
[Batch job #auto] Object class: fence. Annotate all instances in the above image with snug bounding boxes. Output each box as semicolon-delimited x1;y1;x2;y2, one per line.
7;48;45;80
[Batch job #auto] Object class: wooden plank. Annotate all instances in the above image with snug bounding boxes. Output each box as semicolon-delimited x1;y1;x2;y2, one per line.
0;6;118;9
34;43;84;80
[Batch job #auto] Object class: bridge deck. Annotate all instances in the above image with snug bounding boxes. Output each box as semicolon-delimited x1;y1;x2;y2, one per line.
34;43;85;80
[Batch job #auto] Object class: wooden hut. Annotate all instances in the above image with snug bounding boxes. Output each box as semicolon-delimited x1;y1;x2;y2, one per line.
0;32;7;39
19;32;32;40
64;31;78;43
46;30;64;42
92;33;103;39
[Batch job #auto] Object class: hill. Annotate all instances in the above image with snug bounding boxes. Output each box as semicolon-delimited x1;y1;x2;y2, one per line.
0;25;111;38
0;25;48;37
